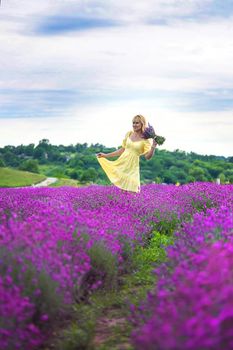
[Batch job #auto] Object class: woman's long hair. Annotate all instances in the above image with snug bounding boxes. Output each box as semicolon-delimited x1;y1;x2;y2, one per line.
132;114;148;133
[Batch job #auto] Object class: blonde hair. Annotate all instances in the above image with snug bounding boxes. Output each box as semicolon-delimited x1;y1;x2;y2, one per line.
132;114;147;133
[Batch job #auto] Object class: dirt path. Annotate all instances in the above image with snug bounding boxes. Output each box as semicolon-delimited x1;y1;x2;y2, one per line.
93;310;131;349
33;177;57;187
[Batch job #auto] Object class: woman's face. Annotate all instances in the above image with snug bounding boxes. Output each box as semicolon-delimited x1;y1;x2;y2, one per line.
132;118;142;132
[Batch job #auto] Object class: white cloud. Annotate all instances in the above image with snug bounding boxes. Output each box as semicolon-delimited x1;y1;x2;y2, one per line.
0;101;232;157
0;0;232;156
90;0;213;21
2;0;214;22
1;18;233;95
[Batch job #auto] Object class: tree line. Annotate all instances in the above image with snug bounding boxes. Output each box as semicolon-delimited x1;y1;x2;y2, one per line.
0;139;233;184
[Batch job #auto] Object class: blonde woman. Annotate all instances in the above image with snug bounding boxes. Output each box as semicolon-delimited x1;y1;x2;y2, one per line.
96;114;157;193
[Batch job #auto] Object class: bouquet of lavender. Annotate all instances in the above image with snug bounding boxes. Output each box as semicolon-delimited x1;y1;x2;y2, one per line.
142;123;165;145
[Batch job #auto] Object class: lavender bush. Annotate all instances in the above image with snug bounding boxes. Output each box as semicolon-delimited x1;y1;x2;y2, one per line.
131;186;233;350
0;183;232;348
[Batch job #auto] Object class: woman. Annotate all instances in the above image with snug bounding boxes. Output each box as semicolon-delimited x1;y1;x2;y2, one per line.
96;114;157;193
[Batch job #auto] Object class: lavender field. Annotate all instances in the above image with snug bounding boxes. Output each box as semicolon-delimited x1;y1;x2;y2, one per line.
0;183;233;349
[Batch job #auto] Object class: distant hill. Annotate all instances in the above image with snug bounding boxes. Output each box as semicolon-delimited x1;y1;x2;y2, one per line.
0;139;233;184
0;167;46;188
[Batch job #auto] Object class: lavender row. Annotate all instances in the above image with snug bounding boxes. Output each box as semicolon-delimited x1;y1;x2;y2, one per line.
0;183;232;349
131;185;233;350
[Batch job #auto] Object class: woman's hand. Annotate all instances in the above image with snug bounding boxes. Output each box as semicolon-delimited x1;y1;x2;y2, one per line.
96;148;125;158
96;152;107;158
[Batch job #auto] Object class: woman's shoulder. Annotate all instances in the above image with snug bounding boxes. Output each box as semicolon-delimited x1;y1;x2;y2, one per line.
143;137;153;144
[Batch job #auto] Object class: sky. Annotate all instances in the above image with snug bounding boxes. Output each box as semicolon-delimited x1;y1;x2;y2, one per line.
0;0;233;157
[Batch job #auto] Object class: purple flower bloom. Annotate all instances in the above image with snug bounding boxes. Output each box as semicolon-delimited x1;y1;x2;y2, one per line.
142;123;166;145
0;183;232;348
131;186;233;350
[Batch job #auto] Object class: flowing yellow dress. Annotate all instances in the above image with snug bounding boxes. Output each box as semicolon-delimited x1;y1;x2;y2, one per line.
97;131;152;193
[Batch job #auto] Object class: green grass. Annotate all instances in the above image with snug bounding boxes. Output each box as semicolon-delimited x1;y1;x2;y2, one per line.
49;178;80;187
47;230;173;350
38;164;53;174
0;167;46;187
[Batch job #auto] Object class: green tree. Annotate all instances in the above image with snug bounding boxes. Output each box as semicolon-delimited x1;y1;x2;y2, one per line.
80;167;97;183
33;147;47;162
218;173;226;184
0;157;5;167
163;170;177;184
25;143;35;156
19;159;39;173
224;169;233;183
33;139;52;163
3;151;19;167
69;169;79;180
75;143;88;152
189;166;208;181
228;175;233;183
154;176;162;184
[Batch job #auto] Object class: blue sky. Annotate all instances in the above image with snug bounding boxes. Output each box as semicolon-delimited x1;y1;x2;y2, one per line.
0;0;233;156
35;17;119;35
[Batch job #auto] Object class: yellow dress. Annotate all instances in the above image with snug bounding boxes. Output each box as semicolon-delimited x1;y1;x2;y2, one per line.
97;131;152;193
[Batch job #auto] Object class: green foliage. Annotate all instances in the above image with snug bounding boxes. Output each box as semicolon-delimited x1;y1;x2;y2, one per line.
0;248;64;325
80;167;98;183
57;312;95;350
33;147;47;162
163;170;178;184
23;267;65;321
1;139;233;185
19;159;39;173
151;213;179;236
89;242;118;288
77;242;118;303
2;150;20;167
218;172;226;183
49;178;80;187
53;229;173;350
131;231;173;285
69;169;79;179
228;175;233;184
0;157;5;167
188;166;209;181
44;165;67;178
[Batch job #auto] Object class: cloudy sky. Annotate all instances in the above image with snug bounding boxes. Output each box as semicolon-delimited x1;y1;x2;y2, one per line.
0;0;233;156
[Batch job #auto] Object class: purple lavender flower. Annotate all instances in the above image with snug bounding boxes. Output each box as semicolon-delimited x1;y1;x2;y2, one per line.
130;186;233;350
142;123;166;145
0;183;232;349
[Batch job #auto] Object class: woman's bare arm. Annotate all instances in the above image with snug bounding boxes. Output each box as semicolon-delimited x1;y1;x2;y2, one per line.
97;147;125;158
144;140;157;160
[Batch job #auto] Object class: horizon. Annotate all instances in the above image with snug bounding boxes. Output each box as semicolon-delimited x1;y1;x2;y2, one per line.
0;137;230;159
0;1;233;157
